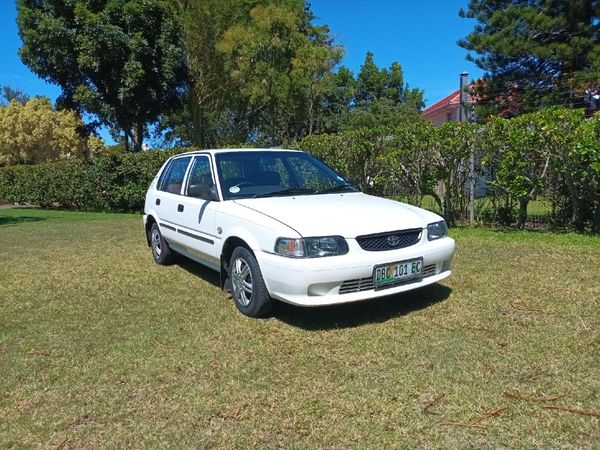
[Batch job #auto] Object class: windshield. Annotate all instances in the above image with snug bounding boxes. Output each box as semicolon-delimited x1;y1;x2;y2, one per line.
215;151;357;200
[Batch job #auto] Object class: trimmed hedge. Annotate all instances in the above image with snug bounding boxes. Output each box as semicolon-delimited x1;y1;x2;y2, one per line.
0;148;190;212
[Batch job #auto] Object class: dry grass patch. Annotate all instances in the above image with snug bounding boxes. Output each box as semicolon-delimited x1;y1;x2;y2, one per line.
0;208;599;448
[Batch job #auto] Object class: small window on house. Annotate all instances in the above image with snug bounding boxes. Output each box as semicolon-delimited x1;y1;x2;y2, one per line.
158;156;192;194
446;112;453;122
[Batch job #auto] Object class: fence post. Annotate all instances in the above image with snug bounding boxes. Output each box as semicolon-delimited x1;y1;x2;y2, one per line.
460;72;475;223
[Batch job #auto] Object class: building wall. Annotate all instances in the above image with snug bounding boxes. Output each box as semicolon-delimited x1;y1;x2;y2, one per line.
422;104;460;126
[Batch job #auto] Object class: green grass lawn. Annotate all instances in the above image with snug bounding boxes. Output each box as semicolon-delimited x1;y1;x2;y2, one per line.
1;208;599;449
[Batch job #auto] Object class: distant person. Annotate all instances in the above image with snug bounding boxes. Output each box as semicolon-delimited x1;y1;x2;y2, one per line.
142;143;151;151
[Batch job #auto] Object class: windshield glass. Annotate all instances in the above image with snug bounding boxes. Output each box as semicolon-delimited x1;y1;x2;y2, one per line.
215;151;357;200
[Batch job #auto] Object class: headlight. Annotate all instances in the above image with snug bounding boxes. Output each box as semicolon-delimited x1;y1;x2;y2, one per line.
275;236;348;258
427;220;448;240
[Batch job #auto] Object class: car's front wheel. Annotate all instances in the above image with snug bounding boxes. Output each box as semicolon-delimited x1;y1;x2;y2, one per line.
229;247;272;317
149;223;174;265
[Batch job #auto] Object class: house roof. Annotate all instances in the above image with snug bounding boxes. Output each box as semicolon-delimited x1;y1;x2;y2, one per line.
422;87;480;118
422;90;461;117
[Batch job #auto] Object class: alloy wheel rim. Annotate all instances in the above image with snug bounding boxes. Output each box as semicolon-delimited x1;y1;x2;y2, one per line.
151;229;161;257
232;257;253;307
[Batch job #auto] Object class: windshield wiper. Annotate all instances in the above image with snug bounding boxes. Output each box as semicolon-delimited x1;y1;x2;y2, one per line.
316;184;357;194
253;188;317;198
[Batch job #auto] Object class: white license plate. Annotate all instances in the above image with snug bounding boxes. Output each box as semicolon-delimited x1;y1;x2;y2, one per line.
373;258;423;286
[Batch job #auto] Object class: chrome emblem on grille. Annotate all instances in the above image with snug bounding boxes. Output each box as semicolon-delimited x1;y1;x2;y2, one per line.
387;235;400;247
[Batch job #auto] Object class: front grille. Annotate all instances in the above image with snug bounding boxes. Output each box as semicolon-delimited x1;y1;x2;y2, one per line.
339;264;437;295
422;263;437;277
339;278;374;294
356;228;422;251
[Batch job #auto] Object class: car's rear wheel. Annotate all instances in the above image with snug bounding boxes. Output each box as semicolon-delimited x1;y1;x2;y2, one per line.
149;223;174;265
229;247;272;317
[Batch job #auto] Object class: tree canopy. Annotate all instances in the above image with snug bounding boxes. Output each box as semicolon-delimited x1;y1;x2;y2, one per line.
0;85;30;105
459;0;600;116
162;0;344;147
342;52;424;130
17;0;187;151
0;97;104;166
159;0;423;147
17;0;425;149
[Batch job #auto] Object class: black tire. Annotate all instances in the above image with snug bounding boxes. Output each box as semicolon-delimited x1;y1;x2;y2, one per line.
149;223;174;265
229;247;273;317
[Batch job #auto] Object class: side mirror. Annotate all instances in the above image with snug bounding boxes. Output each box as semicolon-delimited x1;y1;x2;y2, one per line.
188;183;219;201
209;185;220;201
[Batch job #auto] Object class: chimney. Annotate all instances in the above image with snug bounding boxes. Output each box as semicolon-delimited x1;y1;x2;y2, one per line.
459;72;469;122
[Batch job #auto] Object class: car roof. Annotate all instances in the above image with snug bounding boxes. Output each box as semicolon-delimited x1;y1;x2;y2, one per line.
169;148;304;158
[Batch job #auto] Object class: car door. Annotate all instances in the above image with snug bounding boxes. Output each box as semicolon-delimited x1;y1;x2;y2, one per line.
153;155;193;245
172;154;222;271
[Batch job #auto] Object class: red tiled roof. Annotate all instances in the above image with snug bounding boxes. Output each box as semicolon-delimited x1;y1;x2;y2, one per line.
422;89;461;116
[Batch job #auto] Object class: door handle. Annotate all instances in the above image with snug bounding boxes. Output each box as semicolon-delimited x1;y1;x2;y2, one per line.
155;198;161;205
177;204;184;212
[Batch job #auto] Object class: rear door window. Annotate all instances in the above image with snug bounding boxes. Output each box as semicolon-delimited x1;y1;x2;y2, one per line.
158;156;192;194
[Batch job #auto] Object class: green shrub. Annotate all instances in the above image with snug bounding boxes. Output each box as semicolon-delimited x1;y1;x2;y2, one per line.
0;148;189;212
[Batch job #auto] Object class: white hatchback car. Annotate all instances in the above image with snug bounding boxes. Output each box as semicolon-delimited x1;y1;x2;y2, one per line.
144;149;455;317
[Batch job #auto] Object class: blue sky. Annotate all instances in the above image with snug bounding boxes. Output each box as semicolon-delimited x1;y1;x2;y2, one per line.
310;0;483;102
0;0;483;142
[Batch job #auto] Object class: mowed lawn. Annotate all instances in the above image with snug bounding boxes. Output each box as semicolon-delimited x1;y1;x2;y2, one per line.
1;208;599;449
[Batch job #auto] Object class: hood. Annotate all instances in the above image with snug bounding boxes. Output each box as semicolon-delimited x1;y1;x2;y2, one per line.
233;192;441;237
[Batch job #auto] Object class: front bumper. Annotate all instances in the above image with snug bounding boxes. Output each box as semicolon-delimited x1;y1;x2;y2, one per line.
257;236;455;306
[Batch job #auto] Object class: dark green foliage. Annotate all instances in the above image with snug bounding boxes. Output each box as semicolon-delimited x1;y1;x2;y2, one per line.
3;109;597;232
161;1;423;147
0;149;188;212
299;108;600;232
348;53;424;129
319;66;356;132
15;0;424;148
298;127;393;193
0;85;30;105
299;121;477;225
459;0;600;116
164;0;339;147
17;0;187;151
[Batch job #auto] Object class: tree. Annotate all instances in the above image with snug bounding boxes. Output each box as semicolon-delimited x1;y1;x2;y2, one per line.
459;0;600;116
345;52;424;128
537;108;594;231
161;2;424;146
319;66;356;133
430;122;477;225
0;97;104;166
215;2;341;145
169;0;257;148
17;0;187;151
164;0;341;147
380;120;437;205
0;85;30;105
298;127;393;192
483;114;551;228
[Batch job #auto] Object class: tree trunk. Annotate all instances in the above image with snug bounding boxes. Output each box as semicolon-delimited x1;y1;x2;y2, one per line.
571;197;583;232
566;181;583;232
516;197;529;229
592;197;600;234
433;181;446;218
308;84;315;136
443;193;454;226
133;122;144;152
